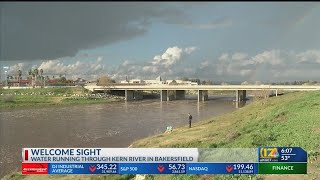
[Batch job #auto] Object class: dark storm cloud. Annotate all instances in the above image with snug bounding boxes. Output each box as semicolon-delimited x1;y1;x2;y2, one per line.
0;2;190;61
262;2;319;28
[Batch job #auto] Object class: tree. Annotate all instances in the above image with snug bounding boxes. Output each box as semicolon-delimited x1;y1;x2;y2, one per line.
18;70;22;87
98;76;115;95
98;76;115;85
39;69;44;87
44;76;50;87
169;80;178;85
59;77;67;83
33;69;39;87
26;70;32;87
204;80;213;85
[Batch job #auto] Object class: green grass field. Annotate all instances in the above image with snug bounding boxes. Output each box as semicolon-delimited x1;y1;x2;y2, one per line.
0;87;119;109
3;91;320;179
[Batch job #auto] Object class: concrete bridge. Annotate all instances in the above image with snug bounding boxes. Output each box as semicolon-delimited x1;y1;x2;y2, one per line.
84;84;320;102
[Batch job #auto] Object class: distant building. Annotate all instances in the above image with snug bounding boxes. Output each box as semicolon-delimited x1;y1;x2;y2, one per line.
129;79;144;84
120;76;129;83
144;76;165;85
7;79;31;87
166;79;197;85
73;78;87;86
119;76;198;85
189;78;201;85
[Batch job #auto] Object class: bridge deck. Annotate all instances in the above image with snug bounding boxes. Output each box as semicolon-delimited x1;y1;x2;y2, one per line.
85;85;320;91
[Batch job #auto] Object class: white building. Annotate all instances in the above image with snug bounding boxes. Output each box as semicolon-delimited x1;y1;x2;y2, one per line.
120;80;129;83
129;79;144;84
144;76;165;85
166;80;198;85
119;76;198;85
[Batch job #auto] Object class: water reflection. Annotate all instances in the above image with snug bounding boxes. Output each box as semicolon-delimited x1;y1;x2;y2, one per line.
234;100;247;109
124;101;128;113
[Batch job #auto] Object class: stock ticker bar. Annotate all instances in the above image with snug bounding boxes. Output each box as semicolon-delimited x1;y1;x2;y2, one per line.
21;147;307;175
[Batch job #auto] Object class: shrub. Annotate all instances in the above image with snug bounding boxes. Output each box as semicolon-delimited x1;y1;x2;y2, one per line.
2;95;15;103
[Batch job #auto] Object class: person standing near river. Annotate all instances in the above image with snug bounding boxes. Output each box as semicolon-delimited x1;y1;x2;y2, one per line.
188;113;192;128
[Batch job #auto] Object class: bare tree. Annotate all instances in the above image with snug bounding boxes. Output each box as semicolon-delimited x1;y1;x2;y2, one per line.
98;76;116;95
204;80;213;85
169;80;178;85
18;70;22;87
98;76;115;85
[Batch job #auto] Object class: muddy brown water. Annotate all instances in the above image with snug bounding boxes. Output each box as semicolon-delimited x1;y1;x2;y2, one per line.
0;95;250;178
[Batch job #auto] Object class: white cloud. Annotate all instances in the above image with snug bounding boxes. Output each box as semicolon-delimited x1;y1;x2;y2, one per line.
9;48;320;82
200;60;209;69
151;46;197;68
239;69;253;76
218;53;229;61
232;52;248;61
297;50;320;63
252;50;283;65
211;49;320;81
28;58;105;80
184;68;195;74
152;46;183;67
122;60;130;66
142;66;158;73
8;63;33;75
184;47;197;54
97;56;103;62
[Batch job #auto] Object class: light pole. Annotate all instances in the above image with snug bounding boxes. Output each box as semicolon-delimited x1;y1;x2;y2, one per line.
4;70;8;86
3;66;9;86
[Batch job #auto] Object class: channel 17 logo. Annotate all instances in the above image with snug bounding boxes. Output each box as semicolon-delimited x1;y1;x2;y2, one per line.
260;147;279;161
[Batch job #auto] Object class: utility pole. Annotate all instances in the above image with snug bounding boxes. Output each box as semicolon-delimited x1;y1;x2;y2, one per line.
3;66;9;86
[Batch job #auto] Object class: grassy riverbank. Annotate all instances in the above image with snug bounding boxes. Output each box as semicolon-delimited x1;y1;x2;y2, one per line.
3;91;320;179
0;87;122;109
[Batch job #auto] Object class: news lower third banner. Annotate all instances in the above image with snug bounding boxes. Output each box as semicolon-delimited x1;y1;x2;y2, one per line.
21;147;307;175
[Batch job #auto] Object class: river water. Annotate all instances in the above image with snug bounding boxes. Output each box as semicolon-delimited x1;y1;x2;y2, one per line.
0;95;249;178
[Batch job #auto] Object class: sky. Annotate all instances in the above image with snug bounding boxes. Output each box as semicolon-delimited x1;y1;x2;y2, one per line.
1;2;320;82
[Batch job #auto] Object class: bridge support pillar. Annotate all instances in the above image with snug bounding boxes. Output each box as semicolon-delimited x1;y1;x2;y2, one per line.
125;90;134;101
176;90;185;100
275;90;278;97
236;90;246;102
198;90;208;101
134;90;143;100
160;90;167;102
167;90;176;101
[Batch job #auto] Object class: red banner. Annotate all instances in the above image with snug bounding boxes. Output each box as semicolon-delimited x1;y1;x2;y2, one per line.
22;163;48;174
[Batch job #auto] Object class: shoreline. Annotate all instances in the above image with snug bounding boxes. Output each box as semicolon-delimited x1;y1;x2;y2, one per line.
0;96;124;109
0;87;126;109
